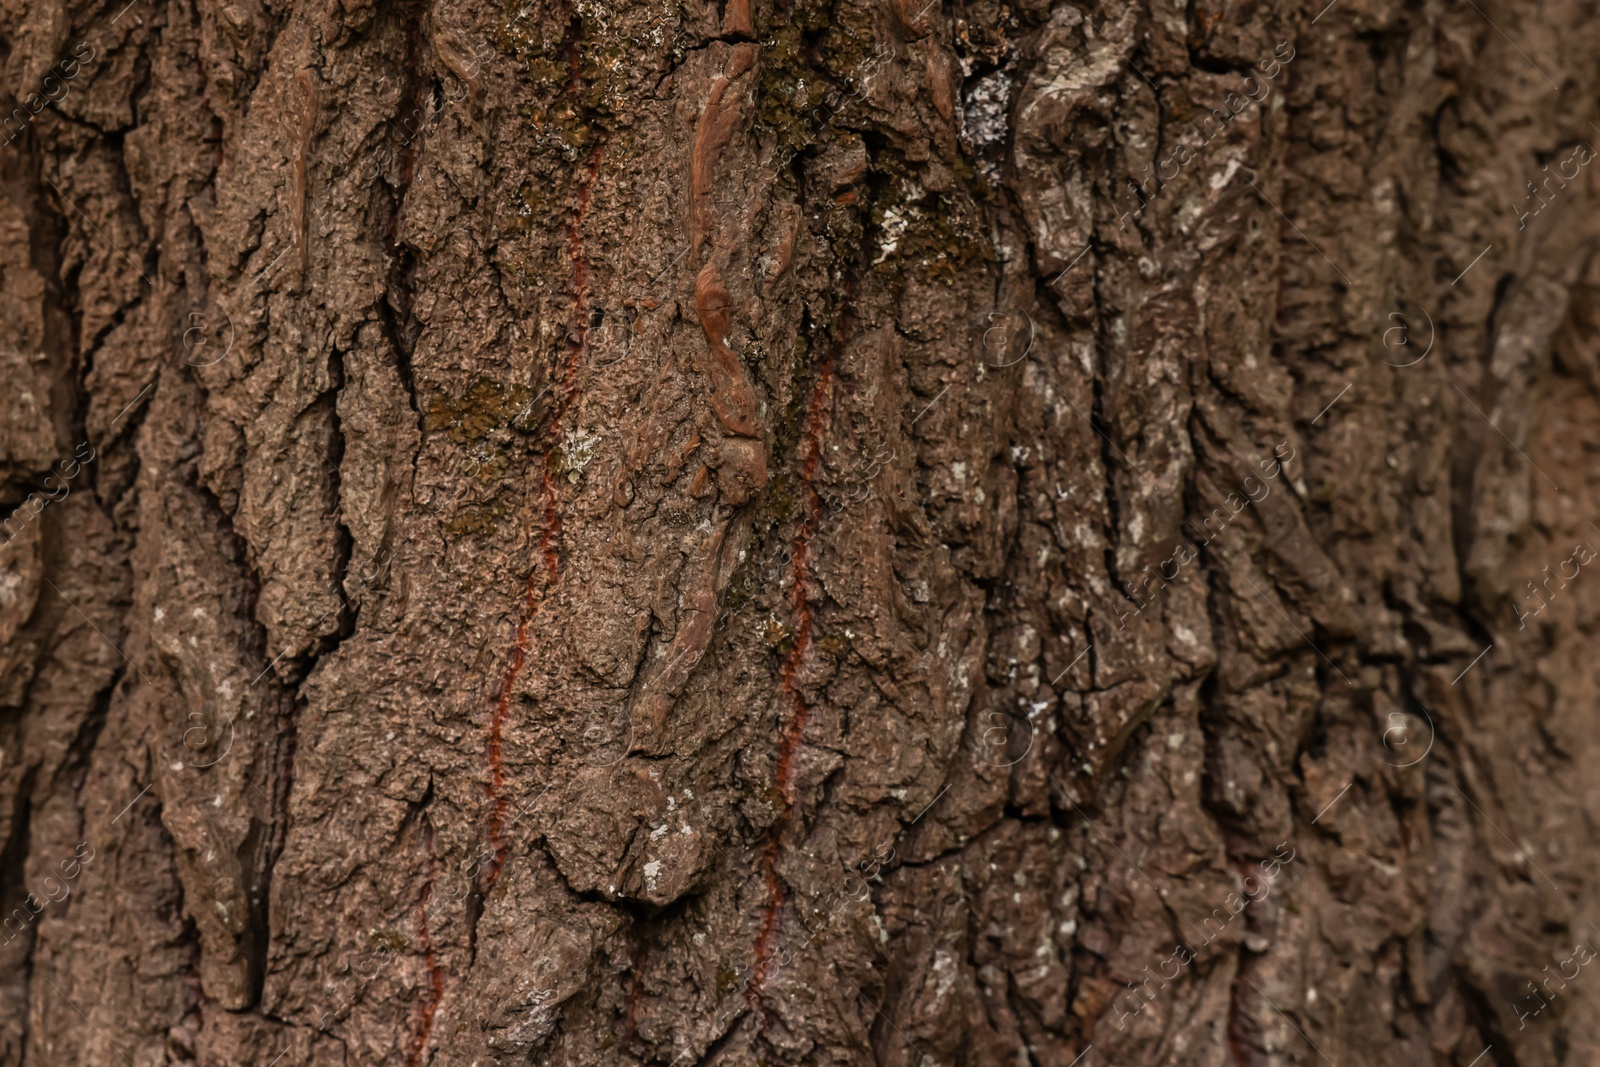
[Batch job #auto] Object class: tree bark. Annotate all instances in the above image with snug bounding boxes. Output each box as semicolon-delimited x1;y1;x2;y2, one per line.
2;0;1599;1064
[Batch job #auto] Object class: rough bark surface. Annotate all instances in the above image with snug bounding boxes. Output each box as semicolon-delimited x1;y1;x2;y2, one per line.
2;0;1599;1064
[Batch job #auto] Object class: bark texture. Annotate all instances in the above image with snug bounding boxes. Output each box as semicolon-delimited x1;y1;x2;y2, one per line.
2;0;1600;1064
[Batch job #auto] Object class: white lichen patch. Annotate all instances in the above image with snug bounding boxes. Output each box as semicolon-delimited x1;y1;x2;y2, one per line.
560;428;602;481
874;206;910;264
963;71;1013;151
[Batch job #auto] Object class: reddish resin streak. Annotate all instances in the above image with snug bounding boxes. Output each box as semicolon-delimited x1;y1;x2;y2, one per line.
407;837;443;1067
748;359;834;1015
622;943;649;1049
1226;855;1261;1066
483;137;607;890
422;21;603;1067
1227;973;1251;1067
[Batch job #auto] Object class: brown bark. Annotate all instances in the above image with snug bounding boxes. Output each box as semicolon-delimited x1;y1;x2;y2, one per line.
2;0;1599;1064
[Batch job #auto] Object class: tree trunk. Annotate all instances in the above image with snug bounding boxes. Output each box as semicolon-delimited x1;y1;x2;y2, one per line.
2;0;1598;1064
